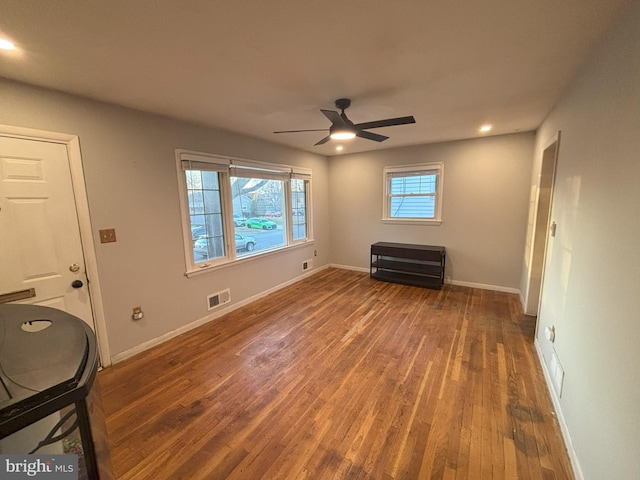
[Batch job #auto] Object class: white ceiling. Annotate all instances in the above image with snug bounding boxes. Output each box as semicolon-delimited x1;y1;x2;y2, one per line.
0;1;630;156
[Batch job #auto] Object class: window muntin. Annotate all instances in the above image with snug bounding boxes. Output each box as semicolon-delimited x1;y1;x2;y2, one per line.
177;151;313;275
384;163;443;223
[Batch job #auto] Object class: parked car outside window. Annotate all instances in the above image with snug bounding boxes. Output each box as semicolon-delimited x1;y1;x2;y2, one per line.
194;233;256;256
233;213;245;227
235;233;256;252
245;217;277;230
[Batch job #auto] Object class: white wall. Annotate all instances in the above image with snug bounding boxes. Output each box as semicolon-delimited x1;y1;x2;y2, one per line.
527;2;640;478
0;79;330;360
328;133;534;291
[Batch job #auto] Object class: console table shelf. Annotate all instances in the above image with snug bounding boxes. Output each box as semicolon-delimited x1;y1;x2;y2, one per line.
370;242;445;290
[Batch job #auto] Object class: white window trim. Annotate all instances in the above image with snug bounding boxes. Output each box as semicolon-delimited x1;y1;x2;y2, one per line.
382;162;443;225
175;149;314;277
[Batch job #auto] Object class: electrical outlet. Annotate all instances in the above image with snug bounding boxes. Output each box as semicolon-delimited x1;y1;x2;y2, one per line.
132;307;144;320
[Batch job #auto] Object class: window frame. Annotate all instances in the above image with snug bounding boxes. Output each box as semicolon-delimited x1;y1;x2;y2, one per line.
176;150;313;277
289;171;313;244
382;162;443;225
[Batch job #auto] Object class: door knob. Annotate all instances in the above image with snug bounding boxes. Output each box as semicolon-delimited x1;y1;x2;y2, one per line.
71;280;83;289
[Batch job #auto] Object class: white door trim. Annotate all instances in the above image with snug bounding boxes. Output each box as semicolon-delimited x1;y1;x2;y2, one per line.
524;130;561;316
0;123;111;366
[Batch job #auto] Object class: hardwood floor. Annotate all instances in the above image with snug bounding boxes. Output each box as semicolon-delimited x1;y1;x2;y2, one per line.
99;268;573;479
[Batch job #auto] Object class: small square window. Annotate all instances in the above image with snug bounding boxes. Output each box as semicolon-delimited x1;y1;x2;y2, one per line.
383;163;443;223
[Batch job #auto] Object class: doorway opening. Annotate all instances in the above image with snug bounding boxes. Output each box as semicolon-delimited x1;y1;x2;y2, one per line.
528;133;560;320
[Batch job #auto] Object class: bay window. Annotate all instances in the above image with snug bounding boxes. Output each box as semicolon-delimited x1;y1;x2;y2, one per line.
176;151;312;276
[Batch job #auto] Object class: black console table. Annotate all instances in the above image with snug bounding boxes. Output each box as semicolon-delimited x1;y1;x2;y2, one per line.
370;242;446;290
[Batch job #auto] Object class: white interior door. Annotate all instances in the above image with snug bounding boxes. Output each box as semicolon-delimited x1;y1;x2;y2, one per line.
0;136;95;330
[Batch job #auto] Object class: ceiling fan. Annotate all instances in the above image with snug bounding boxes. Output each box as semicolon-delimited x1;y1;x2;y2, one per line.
274;98;416;146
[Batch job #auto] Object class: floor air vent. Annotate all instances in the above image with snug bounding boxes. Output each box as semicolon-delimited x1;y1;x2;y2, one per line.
207;289;231;311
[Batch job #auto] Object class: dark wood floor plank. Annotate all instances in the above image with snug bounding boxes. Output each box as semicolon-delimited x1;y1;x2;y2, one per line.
100;268;573;479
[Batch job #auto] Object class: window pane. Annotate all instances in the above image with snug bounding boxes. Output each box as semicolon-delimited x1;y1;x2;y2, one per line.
231;176;285;254
202;170;219;190
187;169;226;263
390;174;436;194
202;213;224;236
390;195;435;218
188;191;203;215
291;178;307;241
193;235;225;262
203;190;221;214
185;169;200;186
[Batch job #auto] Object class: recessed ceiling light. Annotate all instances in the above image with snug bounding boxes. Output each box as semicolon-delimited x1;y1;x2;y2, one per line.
0;39;16;50
479;124;492;133
336;146;344;151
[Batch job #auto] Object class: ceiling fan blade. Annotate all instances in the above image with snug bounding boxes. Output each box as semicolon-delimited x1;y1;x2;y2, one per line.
321;109;345;126
314;135;331;146
273;129;328;133
355;116;416;130
357;130;388;142
340;112;354;126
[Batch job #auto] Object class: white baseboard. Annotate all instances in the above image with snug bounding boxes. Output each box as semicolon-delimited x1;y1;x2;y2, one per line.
329;263;369;273
446;278;520;294
111;265;330;364
534;339;583;480
330;264;520;295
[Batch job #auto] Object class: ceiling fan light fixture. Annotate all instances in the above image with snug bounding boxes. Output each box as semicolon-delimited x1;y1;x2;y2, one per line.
329;125;356;140
330;131;356;140
0;39;16;50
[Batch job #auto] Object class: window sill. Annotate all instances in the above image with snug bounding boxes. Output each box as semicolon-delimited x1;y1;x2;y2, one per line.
382;218;442;226
184;239;315;278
